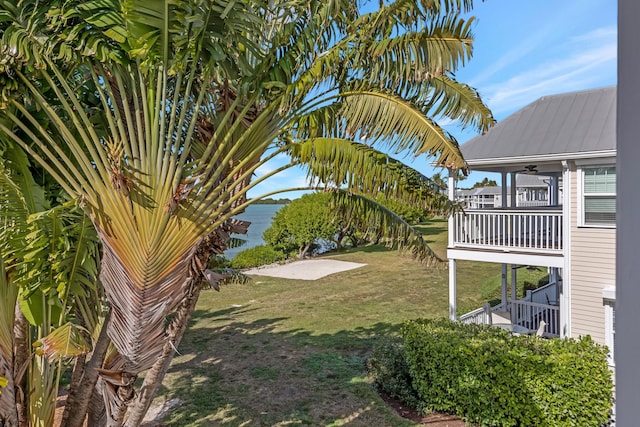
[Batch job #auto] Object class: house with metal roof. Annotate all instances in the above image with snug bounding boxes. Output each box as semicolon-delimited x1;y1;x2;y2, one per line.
456;175;556;209
447;86;616;363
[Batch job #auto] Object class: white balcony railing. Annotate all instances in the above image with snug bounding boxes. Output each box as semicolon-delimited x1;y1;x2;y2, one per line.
517;200;551;207
511;300;560;337
452;208;563;253
458;303;492;325
458;301;559;337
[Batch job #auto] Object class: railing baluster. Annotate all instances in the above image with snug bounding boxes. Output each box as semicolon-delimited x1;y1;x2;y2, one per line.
452;209;563;253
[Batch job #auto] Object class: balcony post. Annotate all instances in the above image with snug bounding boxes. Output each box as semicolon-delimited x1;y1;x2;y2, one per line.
501;264;507;306
550;175;559;206
448;168;457;321
511;265;518;301
510;172;517;207
449;259;457;321
448;168;455;248
501;171;507;207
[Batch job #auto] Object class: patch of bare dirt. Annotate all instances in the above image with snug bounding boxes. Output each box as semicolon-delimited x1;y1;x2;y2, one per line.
381;393;469;426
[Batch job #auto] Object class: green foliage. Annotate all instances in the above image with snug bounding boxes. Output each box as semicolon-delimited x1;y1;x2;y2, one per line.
367;339;421;408
375;195;431;225
471;177;499;188
263;193;339;258
402;319;613;427
230;245;287;269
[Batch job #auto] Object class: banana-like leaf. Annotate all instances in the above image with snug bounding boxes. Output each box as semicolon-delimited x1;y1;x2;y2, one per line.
33;322;91;363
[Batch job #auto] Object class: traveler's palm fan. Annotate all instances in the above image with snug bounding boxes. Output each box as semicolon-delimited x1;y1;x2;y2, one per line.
0;0;493;424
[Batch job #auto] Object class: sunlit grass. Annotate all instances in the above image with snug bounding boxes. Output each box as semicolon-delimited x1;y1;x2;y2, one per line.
156;218;504;426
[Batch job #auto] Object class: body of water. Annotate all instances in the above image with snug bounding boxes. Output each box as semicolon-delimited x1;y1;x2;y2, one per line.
223;204;284;259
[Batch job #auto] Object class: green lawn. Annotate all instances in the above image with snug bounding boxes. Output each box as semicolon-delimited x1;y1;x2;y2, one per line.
153;219;510;426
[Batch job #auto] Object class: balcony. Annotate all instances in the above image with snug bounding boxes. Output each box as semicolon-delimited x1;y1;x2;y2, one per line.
451;207;563;254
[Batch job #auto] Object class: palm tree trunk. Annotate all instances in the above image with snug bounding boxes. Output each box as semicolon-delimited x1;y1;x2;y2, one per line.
0;359;18;427
13;306;28;427
62;308;112;427
123;281;202;427
87;387;107;427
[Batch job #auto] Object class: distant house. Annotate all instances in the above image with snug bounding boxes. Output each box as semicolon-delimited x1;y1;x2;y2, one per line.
456;175;557;209
456;186;501;209
447;87;616;364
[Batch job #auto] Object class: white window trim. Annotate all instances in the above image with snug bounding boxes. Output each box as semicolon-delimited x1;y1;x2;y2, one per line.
603;287;616;367
577;163;616;228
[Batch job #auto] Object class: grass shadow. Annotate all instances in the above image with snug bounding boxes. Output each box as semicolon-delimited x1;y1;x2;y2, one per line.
157;314;412;427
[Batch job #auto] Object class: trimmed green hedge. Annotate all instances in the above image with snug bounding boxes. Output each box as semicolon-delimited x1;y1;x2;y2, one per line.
401;319;613;427
230;245;286;269
367;339;421;408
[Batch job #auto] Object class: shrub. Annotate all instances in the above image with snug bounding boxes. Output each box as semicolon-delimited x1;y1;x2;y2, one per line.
230;245;286;269
367;339;420;408
402;319;613;427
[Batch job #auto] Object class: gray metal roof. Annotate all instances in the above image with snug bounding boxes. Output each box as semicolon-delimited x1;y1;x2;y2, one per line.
516;174;548;187
461;87;616;164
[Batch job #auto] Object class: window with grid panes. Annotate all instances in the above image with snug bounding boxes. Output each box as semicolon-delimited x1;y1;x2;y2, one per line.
583;167;616;225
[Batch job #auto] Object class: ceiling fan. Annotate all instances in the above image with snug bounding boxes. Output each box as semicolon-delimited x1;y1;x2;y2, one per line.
515;164;538;174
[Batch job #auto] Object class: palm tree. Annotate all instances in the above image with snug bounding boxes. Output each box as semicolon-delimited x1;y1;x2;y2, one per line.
0;0;493;425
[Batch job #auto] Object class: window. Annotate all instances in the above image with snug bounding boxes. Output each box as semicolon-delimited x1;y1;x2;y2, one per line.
582;167;616;226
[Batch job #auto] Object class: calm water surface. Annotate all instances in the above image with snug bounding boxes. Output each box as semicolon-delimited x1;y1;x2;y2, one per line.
224;204;284;259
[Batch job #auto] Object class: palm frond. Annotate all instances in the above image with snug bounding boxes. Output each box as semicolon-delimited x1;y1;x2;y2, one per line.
331;190;442;265
296;90;466;169
354;15;475;80
290;137;453;212
414;74;495;132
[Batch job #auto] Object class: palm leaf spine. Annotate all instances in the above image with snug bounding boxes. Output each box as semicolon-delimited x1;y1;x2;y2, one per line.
0;123;80;200
17;69;105;186
42;59;113;177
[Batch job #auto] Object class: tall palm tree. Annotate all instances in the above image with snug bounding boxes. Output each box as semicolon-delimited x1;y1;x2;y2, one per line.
0;0;493;425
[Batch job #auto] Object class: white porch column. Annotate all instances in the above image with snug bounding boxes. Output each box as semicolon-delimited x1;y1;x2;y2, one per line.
501;264;507;306
448;168;457;321
510;172;517;207
448;169;455;247
511;265;518;301
449;259;457;321
550;175;559;206
560;161;572;339
501;171;507;207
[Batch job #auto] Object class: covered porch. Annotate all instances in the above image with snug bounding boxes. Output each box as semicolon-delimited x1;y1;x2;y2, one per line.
458;277;561;337
446;167;568;338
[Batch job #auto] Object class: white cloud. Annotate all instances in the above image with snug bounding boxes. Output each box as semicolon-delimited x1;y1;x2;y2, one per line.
481;26;616;116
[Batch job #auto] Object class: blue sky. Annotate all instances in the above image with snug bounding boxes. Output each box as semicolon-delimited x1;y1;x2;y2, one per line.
247;0;617;199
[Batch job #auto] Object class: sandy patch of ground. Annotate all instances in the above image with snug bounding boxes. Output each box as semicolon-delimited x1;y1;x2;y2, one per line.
244;259;367;280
